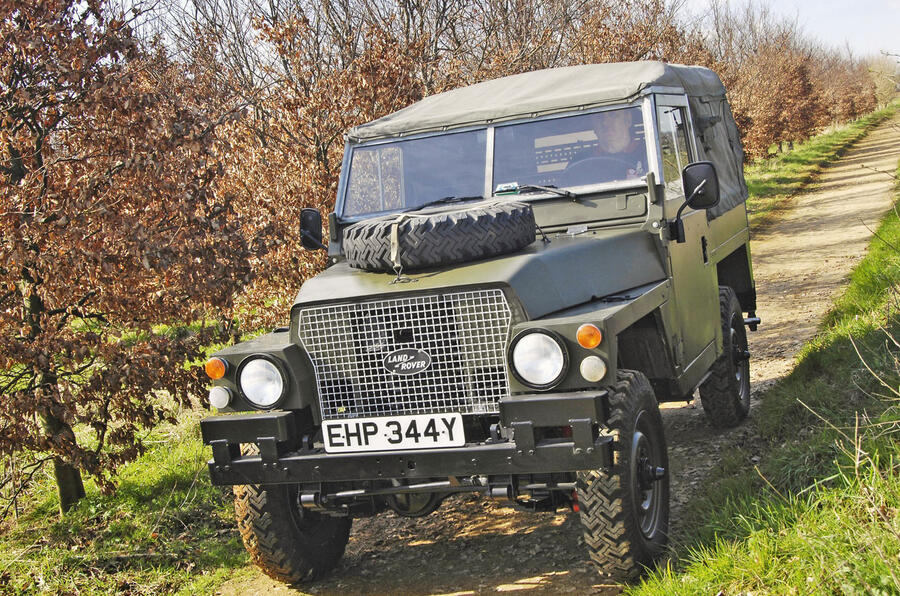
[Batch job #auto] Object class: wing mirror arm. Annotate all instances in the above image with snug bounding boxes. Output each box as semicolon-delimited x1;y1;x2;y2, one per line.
668;180;705;244
668;162;720;244
300;228;327;250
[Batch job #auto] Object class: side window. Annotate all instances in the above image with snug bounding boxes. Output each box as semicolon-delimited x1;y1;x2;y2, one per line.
656;106;692;199
344;146;403;215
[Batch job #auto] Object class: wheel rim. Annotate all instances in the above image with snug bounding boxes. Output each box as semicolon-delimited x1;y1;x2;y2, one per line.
730;314;751;408
630;412;666;540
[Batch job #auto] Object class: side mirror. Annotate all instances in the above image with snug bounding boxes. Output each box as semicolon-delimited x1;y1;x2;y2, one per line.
682;161;720;210
668;162;721;243
300;208;325;251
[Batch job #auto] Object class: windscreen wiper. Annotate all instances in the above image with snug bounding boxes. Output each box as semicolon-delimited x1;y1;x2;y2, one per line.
402;195;484;213
494;182;576;199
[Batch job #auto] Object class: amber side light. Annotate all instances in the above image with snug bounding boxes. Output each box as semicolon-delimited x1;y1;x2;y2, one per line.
576;324;602;349
205;357;227;380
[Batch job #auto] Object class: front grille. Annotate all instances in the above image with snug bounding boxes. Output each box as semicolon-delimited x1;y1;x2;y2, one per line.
297;289;512;420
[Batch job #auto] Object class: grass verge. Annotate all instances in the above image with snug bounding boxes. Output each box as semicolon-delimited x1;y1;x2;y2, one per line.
0;412;248;594
631;166;900;594
745;102;898;229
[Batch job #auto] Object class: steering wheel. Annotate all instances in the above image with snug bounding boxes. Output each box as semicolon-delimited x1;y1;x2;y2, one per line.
560;156;635;187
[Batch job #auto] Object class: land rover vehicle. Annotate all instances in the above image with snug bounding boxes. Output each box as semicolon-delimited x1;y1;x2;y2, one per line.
200;61;758;583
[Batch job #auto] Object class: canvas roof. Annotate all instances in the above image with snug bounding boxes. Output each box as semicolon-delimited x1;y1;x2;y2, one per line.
348;61;726;142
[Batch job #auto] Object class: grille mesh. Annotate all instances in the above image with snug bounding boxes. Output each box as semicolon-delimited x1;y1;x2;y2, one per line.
297;289;512;420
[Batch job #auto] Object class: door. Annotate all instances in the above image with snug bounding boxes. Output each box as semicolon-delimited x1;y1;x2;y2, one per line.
655;96;719;371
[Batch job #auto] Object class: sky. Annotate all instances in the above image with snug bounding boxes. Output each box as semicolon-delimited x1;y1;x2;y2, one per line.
681;0;900;58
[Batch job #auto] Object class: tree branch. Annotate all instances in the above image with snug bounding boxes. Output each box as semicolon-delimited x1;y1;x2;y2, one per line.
56;357;98;381
0;367;33;394
0;456;53;521
51;290;99;331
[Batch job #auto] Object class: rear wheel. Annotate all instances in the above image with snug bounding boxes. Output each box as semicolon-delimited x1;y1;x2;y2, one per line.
576;370;669;582
233;484;351;584
699;286;751;427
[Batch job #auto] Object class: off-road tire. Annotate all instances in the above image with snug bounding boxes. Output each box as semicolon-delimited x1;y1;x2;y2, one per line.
233;484;351;584
576;370;669;582
698;286;751;427
343;200;535;272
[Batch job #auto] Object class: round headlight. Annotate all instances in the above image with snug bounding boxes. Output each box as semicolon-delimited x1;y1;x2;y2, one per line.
511;331;567;388
238;357;286;408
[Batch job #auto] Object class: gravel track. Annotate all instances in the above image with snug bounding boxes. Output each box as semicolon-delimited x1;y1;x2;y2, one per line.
216;115;900;596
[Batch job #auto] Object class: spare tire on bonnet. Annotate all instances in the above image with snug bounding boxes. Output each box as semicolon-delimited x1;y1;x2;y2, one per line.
343;200;536;273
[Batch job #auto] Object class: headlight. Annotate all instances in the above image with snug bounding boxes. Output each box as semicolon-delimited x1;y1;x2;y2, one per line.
511;330;568;388
238;356;286;408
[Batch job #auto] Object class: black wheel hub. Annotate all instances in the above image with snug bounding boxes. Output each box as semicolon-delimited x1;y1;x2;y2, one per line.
637;458;666;491
729;315;752;407
630;413;667;540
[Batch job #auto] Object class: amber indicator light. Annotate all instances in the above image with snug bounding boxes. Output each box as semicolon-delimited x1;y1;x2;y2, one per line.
576;324;603;349
205;357;227;380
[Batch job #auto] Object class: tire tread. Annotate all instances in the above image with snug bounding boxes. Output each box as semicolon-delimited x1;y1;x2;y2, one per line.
233;484;350;584
343;201;536;272
698;286;750;427
576;370;668;582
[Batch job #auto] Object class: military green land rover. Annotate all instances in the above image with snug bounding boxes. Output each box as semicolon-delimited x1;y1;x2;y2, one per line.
200;61;758;583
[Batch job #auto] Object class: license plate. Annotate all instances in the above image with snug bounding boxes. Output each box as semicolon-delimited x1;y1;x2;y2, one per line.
323;413;464;453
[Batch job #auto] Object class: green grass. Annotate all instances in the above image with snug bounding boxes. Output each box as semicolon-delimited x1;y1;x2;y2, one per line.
630;167;900;595
0;412;248;594
638;462;900;594
744;102;899;229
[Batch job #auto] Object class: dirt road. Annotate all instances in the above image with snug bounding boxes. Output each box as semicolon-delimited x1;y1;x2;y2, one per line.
217;115;900;596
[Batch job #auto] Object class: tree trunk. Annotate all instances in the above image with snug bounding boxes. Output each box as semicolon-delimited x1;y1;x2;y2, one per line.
41;409;86;514
52;457;85;514
22;266;87;514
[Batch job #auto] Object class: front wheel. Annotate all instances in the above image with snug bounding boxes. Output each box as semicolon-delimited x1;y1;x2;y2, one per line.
576;370;669;582
233;484;351;584
699;286;751;427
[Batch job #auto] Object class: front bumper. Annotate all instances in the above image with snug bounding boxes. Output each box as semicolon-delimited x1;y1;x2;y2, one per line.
201;390;613;486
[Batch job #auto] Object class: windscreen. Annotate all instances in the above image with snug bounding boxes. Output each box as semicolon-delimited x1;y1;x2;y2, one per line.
493;106;647;192
340;106;648;219
342;129;487;218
